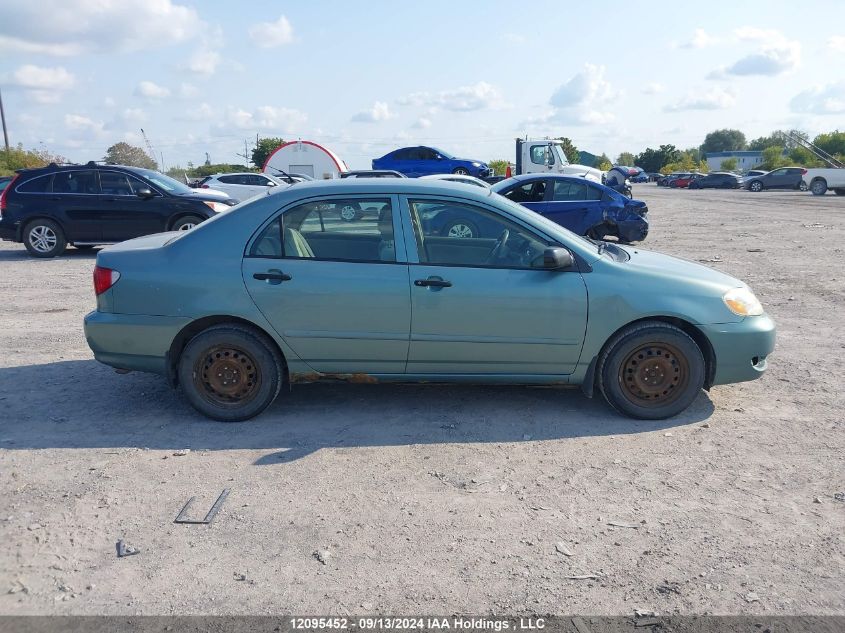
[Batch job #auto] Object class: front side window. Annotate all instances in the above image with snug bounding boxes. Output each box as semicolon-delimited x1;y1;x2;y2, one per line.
52;170;99;195
99;172;134;196
250;198;395;263
530;145;553;165
504;181;546;203
409;199;550;269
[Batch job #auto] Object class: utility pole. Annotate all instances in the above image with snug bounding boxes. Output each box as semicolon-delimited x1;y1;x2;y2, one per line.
0;87;9;153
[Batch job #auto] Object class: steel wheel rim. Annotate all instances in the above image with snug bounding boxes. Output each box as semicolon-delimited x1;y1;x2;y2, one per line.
193;345;261;407
618;342;689;408
339;205;357;221
29;225;57;252
447;223;473;238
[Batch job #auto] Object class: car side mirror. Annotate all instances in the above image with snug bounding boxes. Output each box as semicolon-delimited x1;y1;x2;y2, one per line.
136;188;154;199
535;247;574;270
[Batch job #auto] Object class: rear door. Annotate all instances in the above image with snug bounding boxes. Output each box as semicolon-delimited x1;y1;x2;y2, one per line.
242;195;412;374
49;170;104;242
98;171;167;241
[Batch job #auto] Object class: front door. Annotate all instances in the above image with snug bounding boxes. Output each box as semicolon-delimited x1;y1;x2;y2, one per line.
98;171;166;241
242;195;411;374
402;196;588;375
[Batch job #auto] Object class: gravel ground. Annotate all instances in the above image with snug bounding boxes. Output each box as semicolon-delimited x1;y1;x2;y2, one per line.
0;185;843;616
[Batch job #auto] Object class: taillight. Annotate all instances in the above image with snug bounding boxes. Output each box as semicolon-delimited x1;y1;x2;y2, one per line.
0;174;20;217
93;266;120;295
201;184;209;188
801;168;808;175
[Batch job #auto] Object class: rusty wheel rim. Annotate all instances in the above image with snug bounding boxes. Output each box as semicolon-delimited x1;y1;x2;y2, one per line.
194;345;261;407
618;342;689;408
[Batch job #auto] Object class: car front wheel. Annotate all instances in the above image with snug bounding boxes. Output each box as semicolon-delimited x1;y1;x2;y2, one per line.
598;321;705;420
452;167;470;176
178;324;284;422
810;179;828;195
171;215;204;231
443;219;478;239
749;181;763;192
23;219;67;258
337;203;361;222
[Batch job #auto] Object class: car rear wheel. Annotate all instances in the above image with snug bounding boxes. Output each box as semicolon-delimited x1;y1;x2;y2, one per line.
834;189;845;196
171;215;204;231
337;203;361;222
452;168;470;176
810;179;828;195
598;321;705;420
443;219;478;239
23;219;67;258
178;324;284;422
749;181;763;192
799;181;808;192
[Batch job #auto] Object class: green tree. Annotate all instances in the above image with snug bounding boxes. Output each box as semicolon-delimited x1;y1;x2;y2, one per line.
813;130;845;159
616;151;636;166
594;153;612;171
554;137;580;164
189;163;252;178
788;146;822;167
634;144;681;173
0;144;66;176
761;146;789;170
104;142;157;169
720;157;738;171
252;137;285;169
487;159;509;176
748;134;780;151
701;129;747;154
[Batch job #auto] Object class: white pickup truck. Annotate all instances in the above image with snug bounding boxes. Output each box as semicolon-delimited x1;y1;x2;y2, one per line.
514;138;604;183
802;168;845;196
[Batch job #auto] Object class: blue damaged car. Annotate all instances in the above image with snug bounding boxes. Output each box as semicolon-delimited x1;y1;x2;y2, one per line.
491;174;648;243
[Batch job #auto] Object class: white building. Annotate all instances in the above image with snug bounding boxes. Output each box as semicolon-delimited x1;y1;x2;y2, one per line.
262;140;348;179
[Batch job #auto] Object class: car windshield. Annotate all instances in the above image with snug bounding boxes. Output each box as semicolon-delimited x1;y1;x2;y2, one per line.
431;147;453;159
134;169;194;194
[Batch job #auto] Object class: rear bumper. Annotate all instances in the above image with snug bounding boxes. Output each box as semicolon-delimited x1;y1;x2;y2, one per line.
0;220;19;241
84;310;192;375
700;314;776;386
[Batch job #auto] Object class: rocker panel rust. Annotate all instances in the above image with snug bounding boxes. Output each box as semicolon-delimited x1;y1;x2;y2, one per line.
289;372;379;385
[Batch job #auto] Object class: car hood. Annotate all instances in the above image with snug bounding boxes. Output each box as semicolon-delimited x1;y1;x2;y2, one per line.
453;157;486;166
177;189;232;202
619;245;745;292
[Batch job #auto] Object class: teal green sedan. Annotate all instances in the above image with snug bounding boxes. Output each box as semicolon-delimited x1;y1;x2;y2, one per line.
84;179;775;422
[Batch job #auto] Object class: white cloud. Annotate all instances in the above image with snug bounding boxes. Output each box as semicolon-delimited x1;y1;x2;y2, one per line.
502;33;525;44
827;36;845;53
180;102;215;121
219;105;307;132
412;117;432;129
0;0;202;56
104;97;116;107
249;15;294;48
665;87;736;111
179;83;199;98
7;64;75;103
351;101;395;123
64;114;105;136
711;27;801;77
183;47;221;77
544;64;617;124
642;82;665;95
135;81;171;100
121;108;147;122
790;81;845;114
397;81;506;112
680;28;718;48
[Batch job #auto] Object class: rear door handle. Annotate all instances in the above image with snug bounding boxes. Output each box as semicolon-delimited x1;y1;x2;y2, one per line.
414;278;452;288
253;271;292;282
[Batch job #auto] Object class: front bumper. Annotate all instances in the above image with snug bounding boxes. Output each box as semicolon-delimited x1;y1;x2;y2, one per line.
700;314;776;386
84;310;192;375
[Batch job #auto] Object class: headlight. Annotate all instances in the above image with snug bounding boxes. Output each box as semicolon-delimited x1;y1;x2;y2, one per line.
723;287;763;316
471;162;481;167
203;201;230;213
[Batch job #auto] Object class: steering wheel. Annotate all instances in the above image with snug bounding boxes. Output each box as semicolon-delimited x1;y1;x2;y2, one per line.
486;229;510;264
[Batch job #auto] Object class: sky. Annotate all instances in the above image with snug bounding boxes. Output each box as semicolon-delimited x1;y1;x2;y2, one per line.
1;0;844;170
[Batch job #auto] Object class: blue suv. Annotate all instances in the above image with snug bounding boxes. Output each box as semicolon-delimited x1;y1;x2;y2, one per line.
373;146;490;178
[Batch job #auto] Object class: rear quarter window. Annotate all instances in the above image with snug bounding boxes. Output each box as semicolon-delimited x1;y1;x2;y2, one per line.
16;174;53;193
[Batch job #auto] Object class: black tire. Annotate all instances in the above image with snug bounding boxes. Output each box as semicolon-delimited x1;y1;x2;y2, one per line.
597;321;705;420
452;167;470;176
442;219;478;239
74;245;95;250
810;179;827;196
749;180;763;192
336;202;361;222
835;189;845;196
23;219;67;258
178;324;284;422
171;215;204;231
799;181;808;192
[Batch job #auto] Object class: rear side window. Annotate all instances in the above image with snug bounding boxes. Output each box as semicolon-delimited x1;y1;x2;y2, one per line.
17;174;53;193
52;170;99;194
552;180;589;201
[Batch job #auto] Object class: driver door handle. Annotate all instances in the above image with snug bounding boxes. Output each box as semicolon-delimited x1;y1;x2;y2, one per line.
253;271;292;282
414;278;452;288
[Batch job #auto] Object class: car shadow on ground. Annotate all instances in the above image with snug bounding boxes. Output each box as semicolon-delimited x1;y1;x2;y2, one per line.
0;360;715;462
0;246;100;262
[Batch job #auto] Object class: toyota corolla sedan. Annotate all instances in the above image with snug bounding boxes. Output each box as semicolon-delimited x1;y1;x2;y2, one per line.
84;180;775;422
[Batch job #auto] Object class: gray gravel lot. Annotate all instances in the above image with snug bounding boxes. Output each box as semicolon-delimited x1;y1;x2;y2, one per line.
0;185;843;615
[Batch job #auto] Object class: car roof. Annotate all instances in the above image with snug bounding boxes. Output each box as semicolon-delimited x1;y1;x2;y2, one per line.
268;178;496;199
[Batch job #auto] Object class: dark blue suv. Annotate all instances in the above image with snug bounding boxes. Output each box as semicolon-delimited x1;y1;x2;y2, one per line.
0;162;235;257
372;146;491;178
